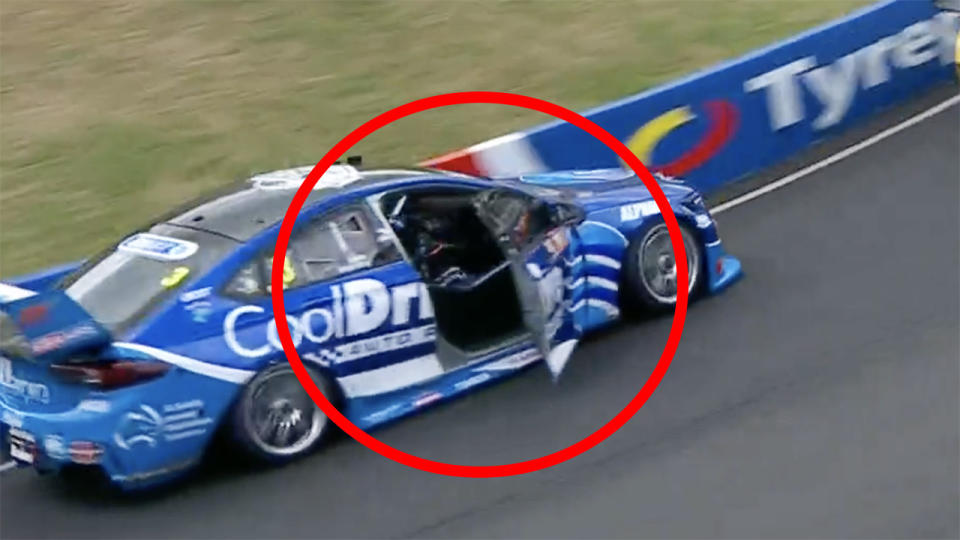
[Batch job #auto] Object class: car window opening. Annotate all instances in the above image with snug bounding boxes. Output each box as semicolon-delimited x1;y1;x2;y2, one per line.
380;187;527;356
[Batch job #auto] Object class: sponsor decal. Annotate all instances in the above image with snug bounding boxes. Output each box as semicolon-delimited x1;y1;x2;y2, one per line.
160;266;191;289
251;164;362;191
43;435;68;461
184;300;213;323
113;400;212;450
118;233;198;261
327;325;435;365
695;214;712;228
413;391;443;408
2;410;24;428
78;399;111;413
362;403;404;424
745;14;959;131
624;100;739;177
475;348;541;372
620;200;660;222
179;287;212;303
29;322;100;356
17;304;48;326
282;257;298;287
224;278;435;359
0;357;50;404
454;373;492;391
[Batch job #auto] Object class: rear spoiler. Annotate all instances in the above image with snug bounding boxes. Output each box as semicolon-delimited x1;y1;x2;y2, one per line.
0;283;111;363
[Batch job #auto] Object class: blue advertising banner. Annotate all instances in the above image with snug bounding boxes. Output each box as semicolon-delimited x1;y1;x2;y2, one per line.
520;0;958;193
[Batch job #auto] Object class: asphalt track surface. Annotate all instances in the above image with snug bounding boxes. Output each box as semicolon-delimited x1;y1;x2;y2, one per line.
1;89;958;539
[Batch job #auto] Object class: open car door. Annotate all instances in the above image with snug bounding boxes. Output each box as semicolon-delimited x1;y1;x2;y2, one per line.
473;189;586;379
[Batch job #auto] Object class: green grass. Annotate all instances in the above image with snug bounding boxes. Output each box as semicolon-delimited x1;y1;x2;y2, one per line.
0;0;872;276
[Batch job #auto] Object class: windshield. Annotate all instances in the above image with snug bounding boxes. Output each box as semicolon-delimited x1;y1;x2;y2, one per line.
61;224;236;331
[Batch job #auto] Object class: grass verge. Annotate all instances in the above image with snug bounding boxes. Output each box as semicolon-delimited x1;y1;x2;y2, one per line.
0;0;871;275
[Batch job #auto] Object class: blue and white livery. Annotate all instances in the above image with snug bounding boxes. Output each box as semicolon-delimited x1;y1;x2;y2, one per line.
0;163;741;489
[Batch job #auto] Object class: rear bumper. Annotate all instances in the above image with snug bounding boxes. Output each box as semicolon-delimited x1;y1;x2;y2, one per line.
0;401;205;488
0;393;198;487
0;368;235;489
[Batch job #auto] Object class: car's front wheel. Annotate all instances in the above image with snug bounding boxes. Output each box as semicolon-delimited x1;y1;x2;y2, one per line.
231;364;336;464
622;221;703;311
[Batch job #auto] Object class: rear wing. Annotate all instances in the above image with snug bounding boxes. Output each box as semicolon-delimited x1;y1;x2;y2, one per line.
0;284;111;363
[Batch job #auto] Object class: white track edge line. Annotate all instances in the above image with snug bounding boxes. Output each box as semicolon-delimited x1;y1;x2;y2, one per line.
711;93;960;215
0;460;18;473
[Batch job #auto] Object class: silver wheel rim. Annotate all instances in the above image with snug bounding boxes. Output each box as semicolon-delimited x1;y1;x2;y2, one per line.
244;369;326;456
638;225;699;304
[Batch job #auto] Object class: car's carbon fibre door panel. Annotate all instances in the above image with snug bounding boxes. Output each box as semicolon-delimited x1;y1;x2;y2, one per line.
474;189;585;379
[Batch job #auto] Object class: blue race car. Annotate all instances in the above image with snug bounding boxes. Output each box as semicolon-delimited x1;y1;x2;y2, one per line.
0;163;741;489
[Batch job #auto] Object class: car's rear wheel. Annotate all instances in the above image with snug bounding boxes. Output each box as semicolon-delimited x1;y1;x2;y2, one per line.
622;221;703;311
231;364;336;464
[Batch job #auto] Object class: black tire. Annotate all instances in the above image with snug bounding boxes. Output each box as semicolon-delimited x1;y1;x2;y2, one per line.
621;221;704;312
230;363;337;465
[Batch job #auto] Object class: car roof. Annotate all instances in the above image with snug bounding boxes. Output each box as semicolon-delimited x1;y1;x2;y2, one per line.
162;165;468;241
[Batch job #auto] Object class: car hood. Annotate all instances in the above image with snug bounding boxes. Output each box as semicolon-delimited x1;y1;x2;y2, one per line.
511;168;697;213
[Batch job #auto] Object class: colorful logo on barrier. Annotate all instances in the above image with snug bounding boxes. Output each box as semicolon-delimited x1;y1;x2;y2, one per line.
955;25;959;79
623;100;738;177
